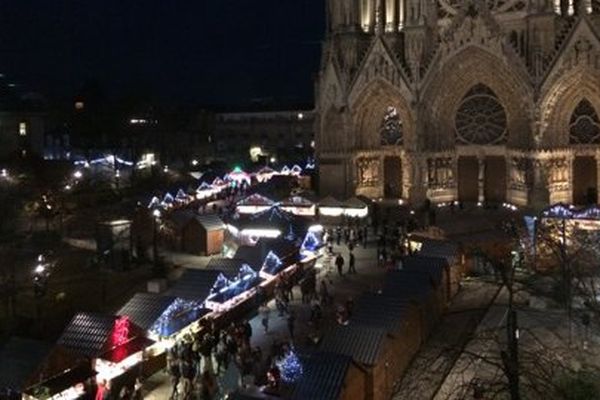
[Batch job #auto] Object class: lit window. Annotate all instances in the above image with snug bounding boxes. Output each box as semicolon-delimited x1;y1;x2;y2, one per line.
19;122;27;136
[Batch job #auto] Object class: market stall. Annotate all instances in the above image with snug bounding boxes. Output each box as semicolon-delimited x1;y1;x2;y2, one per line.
236;193;276;215
280;194;316;216
227;206;310;245
343;197;369;218
318;196;345;217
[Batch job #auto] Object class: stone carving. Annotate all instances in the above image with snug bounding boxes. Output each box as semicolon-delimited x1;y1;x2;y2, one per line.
427;157;455;189
357;157;380;187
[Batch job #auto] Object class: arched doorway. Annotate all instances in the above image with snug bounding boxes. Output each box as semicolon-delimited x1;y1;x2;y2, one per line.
569;99;600;205
384;156;402;198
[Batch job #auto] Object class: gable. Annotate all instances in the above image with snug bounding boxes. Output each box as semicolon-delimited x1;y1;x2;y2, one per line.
541;17;600;94
348;37;412;107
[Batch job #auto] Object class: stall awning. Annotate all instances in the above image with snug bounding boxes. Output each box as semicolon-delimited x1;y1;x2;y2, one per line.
117;293;178;332
100;336;155;364
24;363;96;398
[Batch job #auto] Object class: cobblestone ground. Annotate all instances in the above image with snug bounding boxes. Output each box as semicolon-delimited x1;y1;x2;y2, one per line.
143;240;383;399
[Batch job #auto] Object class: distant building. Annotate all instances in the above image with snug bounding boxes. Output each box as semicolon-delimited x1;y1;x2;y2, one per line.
0;78;45;160
213;109;314;164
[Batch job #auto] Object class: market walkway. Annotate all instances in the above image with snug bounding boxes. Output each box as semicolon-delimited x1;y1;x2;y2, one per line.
143;240;383;399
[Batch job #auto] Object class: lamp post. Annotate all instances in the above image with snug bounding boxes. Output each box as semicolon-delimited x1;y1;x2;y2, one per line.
152;209;161;272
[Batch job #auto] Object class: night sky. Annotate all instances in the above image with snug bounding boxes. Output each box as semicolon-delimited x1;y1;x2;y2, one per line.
0;0;325;106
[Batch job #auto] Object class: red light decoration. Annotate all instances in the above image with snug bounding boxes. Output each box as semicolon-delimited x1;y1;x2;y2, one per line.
112;316;130;346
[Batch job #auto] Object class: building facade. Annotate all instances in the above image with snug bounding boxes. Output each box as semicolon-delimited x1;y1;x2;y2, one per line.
317;0;600;207
214;110;314;164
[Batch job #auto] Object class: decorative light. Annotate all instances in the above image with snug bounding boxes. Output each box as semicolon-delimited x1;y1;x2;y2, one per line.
270;157;277;164
34;264;45;274
112;316;130;347
73;171;83;179
297;112;304;120
152;209;161;218
276;348;303;383
1;168;7;178
477;202;483;207
163;165;169;173
191;159;199;166
262;251;283;276
115;170;120;178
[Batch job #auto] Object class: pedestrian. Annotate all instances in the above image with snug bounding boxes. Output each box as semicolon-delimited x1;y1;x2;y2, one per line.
200;370;217;400
243;320;252;346
259;304;270;333
131;377;143;400
335;226;341;245
348;251;356;274
287;311;296;340
335;253;344;276
319;280;330;305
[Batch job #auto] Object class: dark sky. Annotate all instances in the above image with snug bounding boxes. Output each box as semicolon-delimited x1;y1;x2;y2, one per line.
0;0;325;106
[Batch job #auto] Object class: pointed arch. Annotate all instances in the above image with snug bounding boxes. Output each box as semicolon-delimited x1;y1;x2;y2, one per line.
421;46;533;150
539;67;600;147
351;78;415;150
569;98;600;144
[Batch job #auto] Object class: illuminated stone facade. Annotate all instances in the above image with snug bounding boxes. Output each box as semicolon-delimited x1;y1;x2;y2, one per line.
317;0;600;207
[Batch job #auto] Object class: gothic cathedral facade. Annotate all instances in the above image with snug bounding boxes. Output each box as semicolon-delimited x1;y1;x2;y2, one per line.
316;0;600;208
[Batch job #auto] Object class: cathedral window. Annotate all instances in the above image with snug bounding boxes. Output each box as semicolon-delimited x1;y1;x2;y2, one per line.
569;99;600;144
380;106;403;146
455;84;507;145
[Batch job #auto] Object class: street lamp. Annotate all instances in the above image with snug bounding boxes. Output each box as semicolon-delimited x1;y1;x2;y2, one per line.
152;209;161;271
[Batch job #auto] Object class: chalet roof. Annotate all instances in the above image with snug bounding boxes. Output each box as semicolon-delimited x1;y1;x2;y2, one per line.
237;193;275;206
234;245;266;270
233;207;310;239
167;269;223;303
401;256;448;287
343;197;368;209
170;210;224;232
419;239;459;263
196;213;225;231
319;325;386;366
382;270;435;303
117;293;178;332
291;352;353;400
351;293;411;333
319;196;343;208
206;258;253;279
57;313;117;358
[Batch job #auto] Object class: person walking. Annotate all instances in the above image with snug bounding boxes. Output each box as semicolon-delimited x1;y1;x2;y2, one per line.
287;311;296;340
348;251;356;274
260;304;270;333
335;253;344;277
319;280;330;305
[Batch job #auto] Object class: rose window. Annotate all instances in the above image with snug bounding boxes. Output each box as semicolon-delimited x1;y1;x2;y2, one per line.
455;84;507;145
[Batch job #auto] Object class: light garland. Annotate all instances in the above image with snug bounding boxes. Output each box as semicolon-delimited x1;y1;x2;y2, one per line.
262;251;283;276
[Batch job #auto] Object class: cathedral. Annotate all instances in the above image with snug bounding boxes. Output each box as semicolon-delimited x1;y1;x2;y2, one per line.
316;0;600;208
